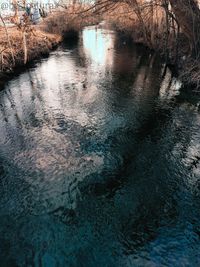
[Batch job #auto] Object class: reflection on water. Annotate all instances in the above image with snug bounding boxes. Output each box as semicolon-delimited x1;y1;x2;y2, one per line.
0;26;200;266
83;27;114;68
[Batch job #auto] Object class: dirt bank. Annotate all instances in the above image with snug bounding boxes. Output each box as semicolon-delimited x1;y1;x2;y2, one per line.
0;26;61;76
0;7;98;80
104;3;200;89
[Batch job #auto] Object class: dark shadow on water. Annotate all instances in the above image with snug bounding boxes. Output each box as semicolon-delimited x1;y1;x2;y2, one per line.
62;37;79;50
0;25;200;266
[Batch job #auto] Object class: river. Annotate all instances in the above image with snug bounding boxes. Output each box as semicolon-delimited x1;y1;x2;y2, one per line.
0;26;200;267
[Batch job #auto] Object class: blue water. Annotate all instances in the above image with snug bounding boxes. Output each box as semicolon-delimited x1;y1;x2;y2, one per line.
0;26;200;267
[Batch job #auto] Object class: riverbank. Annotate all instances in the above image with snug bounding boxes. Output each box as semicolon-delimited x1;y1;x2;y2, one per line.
0;26;61;76
0;7;98;81
104;4;200;89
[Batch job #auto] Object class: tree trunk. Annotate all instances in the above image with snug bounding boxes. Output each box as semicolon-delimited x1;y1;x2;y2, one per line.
169;0;200;58
23;31;28;65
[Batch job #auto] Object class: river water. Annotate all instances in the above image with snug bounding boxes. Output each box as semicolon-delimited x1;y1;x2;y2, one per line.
0;26;200;267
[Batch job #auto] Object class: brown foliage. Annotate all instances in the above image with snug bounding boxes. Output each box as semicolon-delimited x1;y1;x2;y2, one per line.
0;26;61;72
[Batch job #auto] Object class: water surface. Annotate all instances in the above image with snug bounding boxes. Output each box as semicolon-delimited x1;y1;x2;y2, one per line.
0;26;200;267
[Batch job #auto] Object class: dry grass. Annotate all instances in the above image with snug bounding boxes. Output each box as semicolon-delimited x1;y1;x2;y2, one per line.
0;6;96;74
40;6;98;35
104;2;170;51
104;1;200;88
0;25;61;73
1;1;199;88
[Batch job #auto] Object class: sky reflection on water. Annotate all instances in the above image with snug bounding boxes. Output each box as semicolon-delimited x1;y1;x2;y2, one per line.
0;26;200;267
